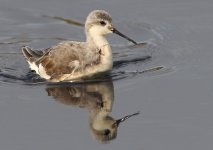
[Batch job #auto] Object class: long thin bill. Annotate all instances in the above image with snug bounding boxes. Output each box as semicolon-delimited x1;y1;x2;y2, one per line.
114;111;140;127
112;28;137;45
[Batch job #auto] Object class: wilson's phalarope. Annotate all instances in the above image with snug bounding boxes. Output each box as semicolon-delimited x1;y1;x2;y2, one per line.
22;10;137;82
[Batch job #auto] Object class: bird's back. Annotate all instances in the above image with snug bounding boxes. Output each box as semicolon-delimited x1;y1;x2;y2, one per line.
22;41;99;80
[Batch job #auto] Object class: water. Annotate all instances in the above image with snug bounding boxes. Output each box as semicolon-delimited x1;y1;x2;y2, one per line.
1;0;213;149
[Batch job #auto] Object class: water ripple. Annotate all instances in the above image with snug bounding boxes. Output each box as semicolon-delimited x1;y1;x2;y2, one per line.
0;19;170;85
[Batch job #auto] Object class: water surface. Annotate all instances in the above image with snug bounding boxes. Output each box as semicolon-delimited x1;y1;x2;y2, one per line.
1;0;213;150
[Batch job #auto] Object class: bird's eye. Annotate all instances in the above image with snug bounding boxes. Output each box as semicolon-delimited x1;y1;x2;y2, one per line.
100;21;106;26
104;129;111;135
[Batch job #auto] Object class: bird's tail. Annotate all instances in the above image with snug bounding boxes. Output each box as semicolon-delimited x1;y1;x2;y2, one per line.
21;46;43;62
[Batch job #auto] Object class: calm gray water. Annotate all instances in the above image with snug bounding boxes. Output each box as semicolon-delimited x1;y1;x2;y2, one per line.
1;0;213;149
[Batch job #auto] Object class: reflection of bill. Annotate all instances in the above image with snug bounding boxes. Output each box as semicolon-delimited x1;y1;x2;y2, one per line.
46;81;139;143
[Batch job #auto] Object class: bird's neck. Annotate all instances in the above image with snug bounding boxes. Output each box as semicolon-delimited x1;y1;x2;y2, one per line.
86;32;109;49
86;33;113;71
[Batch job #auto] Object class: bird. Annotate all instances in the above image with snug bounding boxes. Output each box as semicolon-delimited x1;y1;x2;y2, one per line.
22;10;137;82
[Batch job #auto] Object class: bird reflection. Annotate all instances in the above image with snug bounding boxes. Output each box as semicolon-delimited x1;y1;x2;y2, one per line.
46;81;139;142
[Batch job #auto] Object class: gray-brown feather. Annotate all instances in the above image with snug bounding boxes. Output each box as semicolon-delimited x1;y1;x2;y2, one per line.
35;41;99;79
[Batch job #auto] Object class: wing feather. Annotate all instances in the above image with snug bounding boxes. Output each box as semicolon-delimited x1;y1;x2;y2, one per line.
36;41;86;79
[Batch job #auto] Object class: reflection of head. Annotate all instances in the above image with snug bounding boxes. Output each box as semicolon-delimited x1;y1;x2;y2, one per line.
90;116;117;143
89;112;140;143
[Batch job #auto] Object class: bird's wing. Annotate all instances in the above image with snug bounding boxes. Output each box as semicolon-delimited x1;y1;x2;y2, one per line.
35;41;85;79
